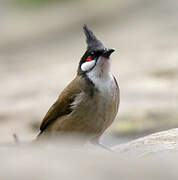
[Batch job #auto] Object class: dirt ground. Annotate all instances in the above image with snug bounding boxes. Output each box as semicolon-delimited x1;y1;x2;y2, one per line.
0;0;178;146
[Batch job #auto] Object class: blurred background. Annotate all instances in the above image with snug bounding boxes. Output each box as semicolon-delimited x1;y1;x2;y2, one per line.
0;0;177;146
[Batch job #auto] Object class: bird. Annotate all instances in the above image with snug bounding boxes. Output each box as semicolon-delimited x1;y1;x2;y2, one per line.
37;25;120;146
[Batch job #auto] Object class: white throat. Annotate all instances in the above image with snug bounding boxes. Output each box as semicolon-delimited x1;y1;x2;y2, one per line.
86;56;113;90
87;56;110;77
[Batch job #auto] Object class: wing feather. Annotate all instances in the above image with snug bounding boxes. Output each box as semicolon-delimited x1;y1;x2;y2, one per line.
39;77;82;133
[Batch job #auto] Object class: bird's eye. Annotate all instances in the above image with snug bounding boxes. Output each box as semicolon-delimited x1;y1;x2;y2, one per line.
86;56;93;62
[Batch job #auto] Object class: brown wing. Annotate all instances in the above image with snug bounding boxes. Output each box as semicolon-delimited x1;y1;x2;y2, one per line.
39;77;82;133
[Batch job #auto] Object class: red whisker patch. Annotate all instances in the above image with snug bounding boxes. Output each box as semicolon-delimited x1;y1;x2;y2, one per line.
86;56;93;62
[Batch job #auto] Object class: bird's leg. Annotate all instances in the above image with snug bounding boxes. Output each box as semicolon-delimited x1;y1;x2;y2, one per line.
89;136;113;152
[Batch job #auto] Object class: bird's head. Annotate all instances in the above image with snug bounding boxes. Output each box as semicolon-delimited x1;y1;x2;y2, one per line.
78;25;115;78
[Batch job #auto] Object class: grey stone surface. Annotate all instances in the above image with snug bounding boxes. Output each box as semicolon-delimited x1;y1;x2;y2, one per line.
1;128;178;180
113;128;178;156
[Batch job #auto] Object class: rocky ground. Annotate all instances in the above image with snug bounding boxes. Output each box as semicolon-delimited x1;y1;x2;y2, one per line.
0;0;178;146
1;128;178;180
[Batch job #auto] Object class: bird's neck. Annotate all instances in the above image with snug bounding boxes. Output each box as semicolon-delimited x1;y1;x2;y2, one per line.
87;56;111;79
86;57;112;91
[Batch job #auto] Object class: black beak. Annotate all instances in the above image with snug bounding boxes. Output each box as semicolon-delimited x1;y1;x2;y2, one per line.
102;48;115;58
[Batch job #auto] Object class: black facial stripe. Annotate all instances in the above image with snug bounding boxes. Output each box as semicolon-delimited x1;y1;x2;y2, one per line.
89;50;105;59
77;49;105;75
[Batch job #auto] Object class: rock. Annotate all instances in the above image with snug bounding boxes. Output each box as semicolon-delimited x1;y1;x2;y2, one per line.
1;129;178;179
112;128;178;156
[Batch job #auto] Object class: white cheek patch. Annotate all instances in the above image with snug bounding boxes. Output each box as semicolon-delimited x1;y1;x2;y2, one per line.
81;60;96;72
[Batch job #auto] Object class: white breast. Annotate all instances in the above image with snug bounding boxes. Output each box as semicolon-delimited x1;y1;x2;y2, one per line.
88;66;117;101
89;73;118;132
70;72;119;135
71;56;119;135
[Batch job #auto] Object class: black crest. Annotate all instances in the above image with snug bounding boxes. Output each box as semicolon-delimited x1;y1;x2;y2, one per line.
83;24;106;52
